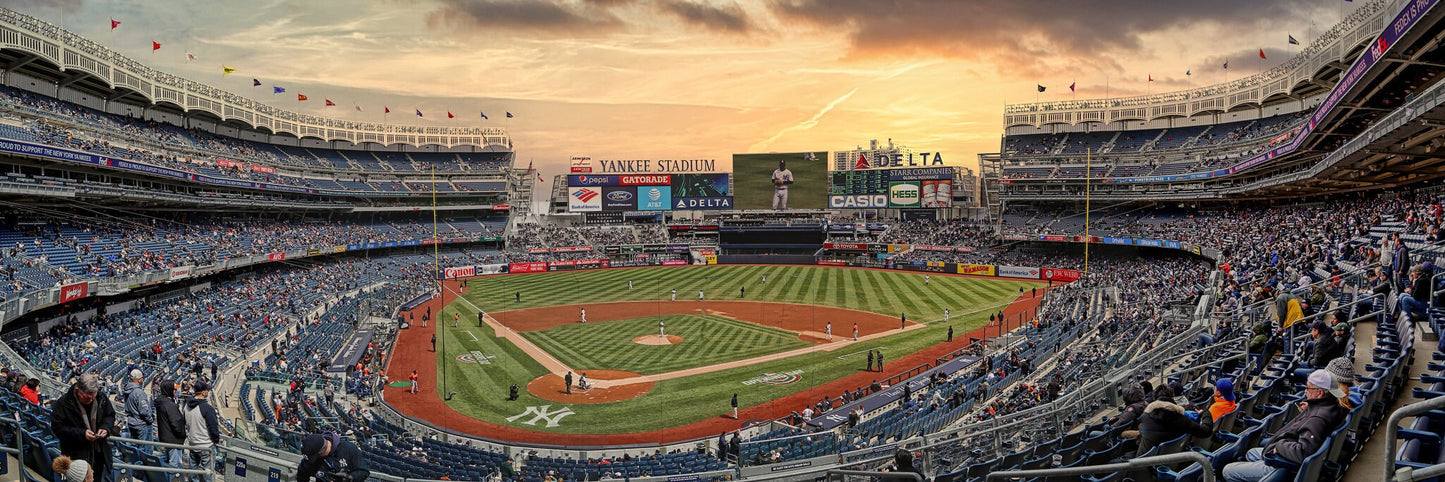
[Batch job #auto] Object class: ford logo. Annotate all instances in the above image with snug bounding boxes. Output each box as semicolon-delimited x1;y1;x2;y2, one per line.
607;191;633;201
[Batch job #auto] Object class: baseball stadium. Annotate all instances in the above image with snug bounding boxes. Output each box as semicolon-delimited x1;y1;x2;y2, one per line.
1;1;1445;482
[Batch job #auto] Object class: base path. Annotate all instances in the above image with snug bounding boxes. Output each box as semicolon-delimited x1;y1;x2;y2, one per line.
385;278;1052;445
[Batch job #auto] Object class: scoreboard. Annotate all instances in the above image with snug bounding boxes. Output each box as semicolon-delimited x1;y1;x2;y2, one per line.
830;169;889;195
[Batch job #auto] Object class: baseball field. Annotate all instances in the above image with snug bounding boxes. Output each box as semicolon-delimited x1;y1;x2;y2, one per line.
387;265;1045;442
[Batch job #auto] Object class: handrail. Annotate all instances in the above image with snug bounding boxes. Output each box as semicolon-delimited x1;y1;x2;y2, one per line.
825;469;923;482
1385;392;1445;480
984;452;1214;481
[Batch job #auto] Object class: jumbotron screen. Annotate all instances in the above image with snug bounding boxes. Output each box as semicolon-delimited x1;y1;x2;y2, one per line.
731;152;828;210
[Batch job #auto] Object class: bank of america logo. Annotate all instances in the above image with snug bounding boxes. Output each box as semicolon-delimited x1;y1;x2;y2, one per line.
573;189;598;202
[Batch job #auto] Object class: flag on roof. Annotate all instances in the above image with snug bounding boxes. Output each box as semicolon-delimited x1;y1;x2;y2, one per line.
447;111;454;119
506;112;513;118
252;78;260;86
384;107;391;114
186;52;196;62
273;86;285;94
221;66;237;75
527;160;533;173
1288;34;1299;45
1036;84;1045;92
480;112;488;120
1186;69;1191;76
110;18;120;30
1259;48;1266;59
415;109;423;117
297;94;308;101
354;104;362;112
324;99;335;106
1148;74;1153;82
1223;60;1229;69
152;41;161;51
1069;81;1075;92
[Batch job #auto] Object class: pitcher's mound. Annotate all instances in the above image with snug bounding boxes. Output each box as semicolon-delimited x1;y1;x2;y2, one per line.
528;370;652;404
633;335;683;345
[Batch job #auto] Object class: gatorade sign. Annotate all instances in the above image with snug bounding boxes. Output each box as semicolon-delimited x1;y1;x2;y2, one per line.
888;181;921;207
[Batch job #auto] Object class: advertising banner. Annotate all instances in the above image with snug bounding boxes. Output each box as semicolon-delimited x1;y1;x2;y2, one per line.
567;174;620;186
1041;268;1082;282
569;187;603;212
1136;239;1164;247
636;185;672;211
619;174;672;186
888;181;921;208
267;253;286;262
477;264;506;275
601;186;637;211
216;159;244;169
829;194;889;209
672;197;733;210
1042;235;1066;242
818;260;847;266
957;264;996;276
823;242;870;251
666;244;691;254
886;244;909;254
921;179;952;208
1103;237;1134;245
570;156;593;173
58;281;89;304
1164;240;1182;249
732;152;828;210
444;266;476;279
888;167;954;181
913;245;953;252
527;248;549;254
508;262;548;273
251;164;275;174
169;266;194;280
552;246;594;252
663;260;689;266
333;245;346;253
998;265;1041;279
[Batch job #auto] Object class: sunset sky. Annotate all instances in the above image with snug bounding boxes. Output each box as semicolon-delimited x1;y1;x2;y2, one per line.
16;0;1361;182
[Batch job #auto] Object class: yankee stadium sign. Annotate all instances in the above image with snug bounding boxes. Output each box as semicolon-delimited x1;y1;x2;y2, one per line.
598;159;717;173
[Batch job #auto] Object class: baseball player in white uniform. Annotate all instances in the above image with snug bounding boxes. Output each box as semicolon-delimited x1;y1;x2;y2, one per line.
698;290;705;301
671;289;677;301
660;320;666;337
628;280;633;290
944;308;950;323
825;321;832;341
580;307;586;323
771;160;794;210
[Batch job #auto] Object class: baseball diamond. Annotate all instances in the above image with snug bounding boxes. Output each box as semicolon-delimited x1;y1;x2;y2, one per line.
385;264;1044;441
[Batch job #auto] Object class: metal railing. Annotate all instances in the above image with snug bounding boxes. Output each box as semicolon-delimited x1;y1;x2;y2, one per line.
1384;392;1445;481
984;452;1214;482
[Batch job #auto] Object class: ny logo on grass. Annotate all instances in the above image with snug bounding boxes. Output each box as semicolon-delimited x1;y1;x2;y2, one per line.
506;405;576;427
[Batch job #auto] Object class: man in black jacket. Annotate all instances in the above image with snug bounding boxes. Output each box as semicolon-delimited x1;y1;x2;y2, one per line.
1398;265;1430;320
1222;369;1349;481
297;432;369;482
50;373;116;482
154;379;188;474
1135;386;1213;457
1103;383;1148;438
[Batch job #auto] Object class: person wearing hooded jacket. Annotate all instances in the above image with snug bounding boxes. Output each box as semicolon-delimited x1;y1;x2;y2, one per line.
1098;383;1148;438
1135;386;1213;457
184;381;221;479
121;369;154;442
1222;369;1350;482
153;379;188;474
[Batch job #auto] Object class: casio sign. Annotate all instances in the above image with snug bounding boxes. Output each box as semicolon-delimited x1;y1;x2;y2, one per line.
829;195;888;208
607;190;634;202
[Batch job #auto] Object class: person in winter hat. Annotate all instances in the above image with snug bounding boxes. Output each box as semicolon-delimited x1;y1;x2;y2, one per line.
1136;386;1213;457
53;455;93;482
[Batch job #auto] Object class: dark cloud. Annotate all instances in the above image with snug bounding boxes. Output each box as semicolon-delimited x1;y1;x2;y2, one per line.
425;0;624;34
771;0;1313;75
662;1;751;33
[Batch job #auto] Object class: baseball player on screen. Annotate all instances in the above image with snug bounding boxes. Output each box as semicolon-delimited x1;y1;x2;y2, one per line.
772;160;794;210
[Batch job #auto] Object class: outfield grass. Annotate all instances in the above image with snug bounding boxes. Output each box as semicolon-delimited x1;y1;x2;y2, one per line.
434;265;1042;434
522;314;811;375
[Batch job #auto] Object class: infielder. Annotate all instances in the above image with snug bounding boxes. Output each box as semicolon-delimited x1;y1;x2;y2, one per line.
660;320;666;337
771;159;794;210
825;321;832;341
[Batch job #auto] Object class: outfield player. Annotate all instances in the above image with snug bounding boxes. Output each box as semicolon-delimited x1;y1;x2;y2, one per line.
580;307;587;323
628;280;633;290
699;290;705;301
944;308;950;324
772;160;794;209
671;289;677;301
925;275;930;285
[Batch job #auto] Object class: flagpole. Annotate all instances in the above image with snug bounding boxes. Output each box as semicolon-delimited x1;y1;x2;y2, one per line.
1085;148;1091;275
